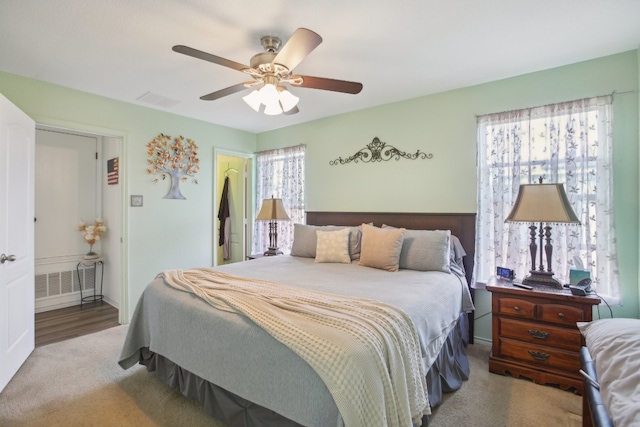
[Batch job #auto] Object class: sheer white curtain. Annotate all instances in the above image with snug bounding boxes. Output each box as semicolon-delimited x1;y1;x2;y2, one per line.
476;96;619;302
253;144;305;255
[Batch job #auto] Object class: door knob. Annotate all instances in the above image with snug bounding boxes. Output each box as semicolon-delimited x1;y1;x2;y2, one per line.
1;254;16;264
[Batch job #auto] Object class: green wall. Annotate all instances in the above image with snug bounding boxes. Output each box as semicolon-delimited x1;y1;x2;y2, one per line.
0;71;256;313
1;49;638;343
257;50;640;342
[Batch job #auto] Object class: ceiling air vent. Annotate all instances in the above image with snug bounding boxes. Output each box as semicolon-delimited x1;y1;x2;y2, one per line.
136;91;181;108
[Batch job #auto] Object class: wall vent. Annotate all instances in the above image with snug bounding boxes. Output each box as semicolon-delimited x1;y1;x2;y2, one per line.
136;91;181;108
34;267;95;300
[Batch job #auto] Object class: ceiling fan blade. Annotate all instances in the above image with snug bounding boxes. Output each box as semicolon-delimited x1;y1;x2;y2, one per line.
293;75;363;94
272;28;322;71
200;83;250;101
173;45;248;72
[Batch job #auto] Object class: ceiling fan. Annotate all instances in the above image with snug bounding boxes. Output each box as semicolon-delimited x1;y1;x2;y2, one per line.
172;28;363;116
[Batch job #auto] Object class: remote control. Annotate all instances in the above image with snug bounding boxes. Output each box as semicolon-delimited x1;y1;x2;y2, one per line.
512;283;533;290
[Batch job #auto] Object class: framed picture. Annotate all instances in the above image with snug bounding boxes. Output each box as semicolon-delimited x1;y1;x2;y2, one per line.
107;157;119;185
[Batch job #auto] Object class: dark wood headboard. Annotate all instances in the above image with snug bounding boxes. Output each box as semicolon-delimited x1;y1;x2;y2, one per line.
306;211;477;343
306;211;476;287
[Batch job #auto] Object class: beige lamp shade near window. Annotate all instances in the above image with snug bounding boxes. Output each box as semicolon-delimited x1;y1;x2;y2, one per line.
256;197;290;256
506;183;580;224
256;198;290;221
505;182;580;288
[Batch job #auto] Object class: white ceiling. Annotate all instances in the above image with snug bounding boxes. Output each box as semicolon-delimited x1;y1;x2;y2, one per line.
2;0;639;134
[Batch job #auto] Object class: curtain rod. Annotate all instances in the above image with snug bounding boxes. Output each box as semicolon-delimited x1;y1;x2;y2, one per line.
254;143;305;155
474;90;637;118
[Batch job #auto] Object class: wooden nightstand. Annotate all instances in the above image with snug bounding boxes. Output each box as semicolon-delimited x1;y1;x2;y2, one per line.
486;276;600;394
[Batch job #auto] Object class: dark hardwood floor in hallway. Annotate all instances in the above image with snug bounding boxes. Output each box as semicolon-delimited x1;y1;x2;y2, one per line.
35;302;120;347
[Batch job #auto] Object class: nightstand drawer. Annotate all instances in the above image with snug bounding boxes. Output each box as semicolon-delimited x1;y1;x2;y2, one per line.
498;317;582;351
498;338;580;372
539;303;585;326
487;277;599;394
496;297;536;319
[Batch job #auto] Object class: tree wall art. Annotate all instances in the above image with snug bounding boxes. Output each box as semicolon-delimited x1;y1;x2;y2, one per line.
146;133;200;199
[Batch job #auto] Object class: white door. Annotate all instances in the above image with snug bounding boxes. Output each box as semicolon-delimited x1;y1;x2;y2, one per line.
0;94;35;393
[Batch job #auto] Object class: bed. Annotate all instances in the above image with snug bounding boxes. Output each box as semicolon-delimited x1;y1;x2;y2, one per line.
119;212;476;427
578;318;640;427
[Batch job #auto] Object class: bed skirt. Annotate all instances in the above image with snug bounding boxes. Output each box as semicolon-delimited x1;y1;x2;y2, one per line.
137;313;470;427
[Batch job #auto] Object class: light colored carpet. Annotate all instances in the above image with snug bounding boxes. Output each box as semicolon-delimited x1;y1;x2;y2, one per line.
0;325;582;426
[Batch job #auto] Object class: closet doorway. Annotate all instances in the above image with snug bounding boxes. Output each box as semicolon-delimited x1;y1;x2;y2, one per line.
214;150;252;266
34;126;124;319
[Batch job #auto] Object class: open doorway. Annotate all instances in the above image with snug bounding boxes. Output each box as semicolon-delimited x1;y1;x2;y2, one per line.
214;150;252;266
34;126;124;320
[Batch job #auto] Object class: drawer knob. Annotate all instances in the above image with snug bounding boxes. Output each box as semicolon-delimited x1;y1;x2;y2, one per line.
528;350;550;362
528;329;549;340
558;312;565;319
513;306;521;311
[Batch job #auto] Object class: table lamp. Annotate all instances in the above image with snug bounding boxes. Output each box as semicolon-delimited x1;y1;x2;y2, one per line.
505;178;581;288
256;197;290;256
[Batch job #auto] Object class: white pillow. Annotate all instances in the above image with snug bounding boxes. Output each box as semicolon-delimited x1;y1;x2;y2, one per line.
577;318;640;427
314;228;351;263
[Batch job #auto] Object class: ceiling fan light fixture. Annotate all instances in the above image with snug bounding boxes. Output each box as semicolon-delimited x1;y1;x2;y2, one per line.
264;101;283;116
242;89;262;112
278;86;299;112
174;28;362;116
259;82;279;106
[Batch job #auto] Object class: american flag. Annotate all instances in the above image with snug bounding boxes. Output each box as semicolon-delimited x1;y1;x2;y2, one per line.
107;157;119;185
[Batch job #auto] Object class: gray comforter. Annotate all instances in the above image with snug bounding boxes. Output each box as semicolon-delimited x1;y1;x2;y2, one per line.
119;256;474;427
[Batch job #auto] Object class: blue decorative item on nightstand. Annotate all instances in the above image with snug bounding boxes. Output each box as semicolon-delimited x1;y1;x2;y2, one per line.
570;269;591;286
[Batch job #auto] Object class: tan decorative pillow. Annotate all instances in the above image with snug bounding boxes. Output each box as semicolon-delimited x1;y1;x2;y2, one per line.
291;224;363;260
358;224;405;272
315;228;351;263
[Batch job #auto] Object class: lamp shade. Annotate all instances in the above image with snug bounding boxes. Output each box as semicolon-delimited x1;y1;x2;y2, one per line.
242;90;262;112
256;198;290;221
242;82;299;116
505;183;581;224
263;102;283;116
277;86;299;112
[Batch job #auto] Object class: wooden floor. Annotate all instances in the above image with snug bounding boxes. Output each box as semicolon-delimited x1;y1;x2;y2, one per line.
35;302;120;347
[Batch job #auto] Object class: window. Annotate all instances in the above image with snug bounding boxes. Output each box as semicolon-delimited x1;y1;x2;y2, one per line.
253;144;305;254
476;96;619;302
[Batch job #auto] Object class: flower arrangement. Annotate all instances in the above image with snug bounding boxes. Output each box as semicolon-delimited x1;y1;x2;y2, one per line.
78;219;107;258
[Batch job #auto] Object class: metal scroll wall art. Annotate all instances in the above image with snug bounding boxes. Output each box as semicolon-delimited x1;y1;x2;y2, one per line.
329;137;433;165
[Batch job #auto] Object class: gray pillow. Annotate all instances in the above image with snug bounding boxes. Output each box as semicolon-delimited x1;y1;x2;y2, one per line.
382;225;451;272
450;235;466;273
291;224;363;260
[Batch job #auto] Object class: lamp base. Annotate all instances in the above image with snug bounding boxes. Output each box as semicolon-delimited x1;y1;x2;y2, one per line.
263;248;283;256
522;270;563;289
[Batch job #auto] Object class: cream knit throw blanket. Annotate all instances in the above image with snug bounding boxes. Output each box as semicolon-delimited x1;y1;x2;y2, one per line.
162;268;430;427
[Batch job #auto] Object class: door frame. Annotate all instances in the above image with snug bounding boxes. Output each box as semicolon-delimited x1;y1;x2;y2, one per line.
213;148;253;266
31;116;129;324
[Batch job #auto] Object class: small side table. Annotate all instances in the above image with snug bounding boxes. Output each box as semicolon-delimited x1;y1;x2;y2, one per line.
247;253;280;260
76;257;104;306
